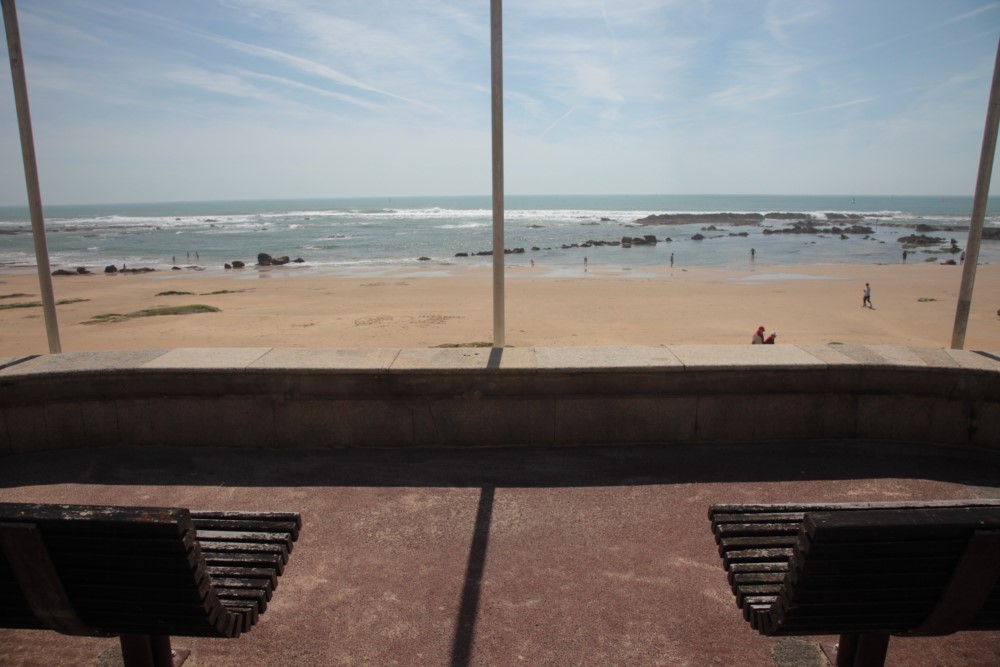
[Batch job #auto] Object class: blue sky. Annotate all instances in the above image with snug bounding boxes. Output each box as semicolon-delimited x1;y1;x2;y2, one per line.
1;0;1000;205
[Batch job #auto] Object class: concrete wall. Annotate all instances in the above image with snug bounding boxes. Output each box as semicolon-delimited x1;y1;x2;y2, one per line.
0;345;998;453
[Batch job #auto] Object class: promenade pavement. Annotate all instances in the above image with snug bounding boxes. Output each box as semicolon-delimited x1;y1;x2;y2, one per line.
1;440;999;666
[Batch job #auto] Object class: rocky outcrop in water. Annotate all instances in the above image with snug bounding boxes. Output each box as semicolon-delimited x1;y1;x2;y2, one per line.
256;254;307;266
620;235;658;246
898;234;945;246
258;253;289;266
913;224;1000;240
761;220;873;235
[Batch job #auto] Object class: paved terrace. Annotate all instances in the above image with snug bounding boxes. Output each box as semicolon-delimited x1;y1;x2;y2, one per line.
0;345;999;665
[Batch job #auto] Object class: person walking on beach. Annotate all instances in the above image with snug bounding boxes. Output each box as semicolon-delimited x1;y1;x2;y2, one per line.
902;250;908;262
750;248;756;261
863;282;872;309
670;253;674;267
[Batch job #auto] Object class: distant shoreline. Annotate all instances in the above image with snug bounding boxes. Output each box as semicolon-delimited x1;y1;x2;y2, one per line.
1;255;987;281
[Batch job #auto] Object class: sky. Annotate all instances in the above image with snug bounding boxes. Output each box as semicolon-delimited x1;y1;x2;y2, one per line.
1;0;1000;205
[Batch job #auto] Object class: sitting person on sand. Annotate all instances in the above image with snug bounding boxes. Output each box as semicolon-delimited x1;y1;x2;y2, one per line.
753;326;777;344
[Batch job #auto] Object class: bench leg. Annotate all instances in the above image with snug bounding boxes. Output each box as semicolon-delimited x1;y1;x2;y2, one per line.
119;634;189;667
831;632;890;667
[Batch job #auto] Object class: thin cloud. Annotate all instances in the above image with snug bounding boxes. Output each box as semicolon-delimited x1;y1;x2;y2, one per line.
778;96;880;118
212;37;443;113
944;2;1000;25
764;0;830;43
539;105;577;138
65;0;444;114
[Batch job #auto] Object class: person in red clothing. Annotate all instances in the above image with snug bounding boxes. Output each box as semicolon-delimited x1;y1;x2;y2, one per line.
753;326;778;344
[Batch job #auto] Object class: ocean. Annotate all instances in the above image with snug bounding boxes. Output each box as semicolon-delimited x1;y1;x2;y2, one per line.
1;194;998;276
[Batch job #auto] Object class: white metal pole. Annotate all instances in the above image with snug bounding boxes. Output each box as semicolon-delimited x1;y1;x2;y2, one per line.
490;0;505;348
2;0;61;353
952;34;1000;350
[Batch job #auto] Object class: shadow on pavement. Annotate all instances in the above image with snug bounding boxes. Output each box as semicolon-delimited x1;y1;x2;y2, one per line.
1;440;998;490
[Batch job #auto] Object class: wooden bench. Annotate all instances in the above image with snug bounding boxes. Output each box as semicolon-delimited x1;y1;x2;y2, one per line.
0;502;301;667
708;500;1000;667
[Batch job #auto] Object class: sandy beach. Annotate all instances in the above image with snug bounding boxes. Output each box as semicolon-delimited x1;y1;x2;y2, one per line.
1;262;998;355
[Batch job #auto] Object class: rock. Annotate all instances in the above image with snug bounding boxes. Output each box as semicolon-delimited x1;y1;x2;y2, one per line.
232;261;245;269
256;253;289;266
418;256;431;261
293;258;305;263
76;267;92;275
643;235;658;244
224;263;232;269
104;265;118;273
172;266;181;271
761;221;873;236
52;269;76;276
691;233;705;241
455;252;468;257
898;234;944;246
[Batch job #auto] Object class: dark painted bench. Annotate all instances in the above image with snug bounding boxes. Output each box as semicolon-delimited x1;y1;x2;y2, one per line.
708;500;1000;667
0;502;301;667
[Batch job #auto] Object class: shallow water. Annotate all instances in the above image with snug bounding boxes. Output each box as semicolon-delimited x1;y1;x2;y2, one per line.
1;194;996;273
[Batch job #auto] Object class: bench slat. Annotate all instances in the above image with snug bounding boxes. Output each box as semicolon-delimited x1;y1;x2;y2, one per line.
203;552;285;575
199;540;289;563
191;513;301;540
206;566;278;589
